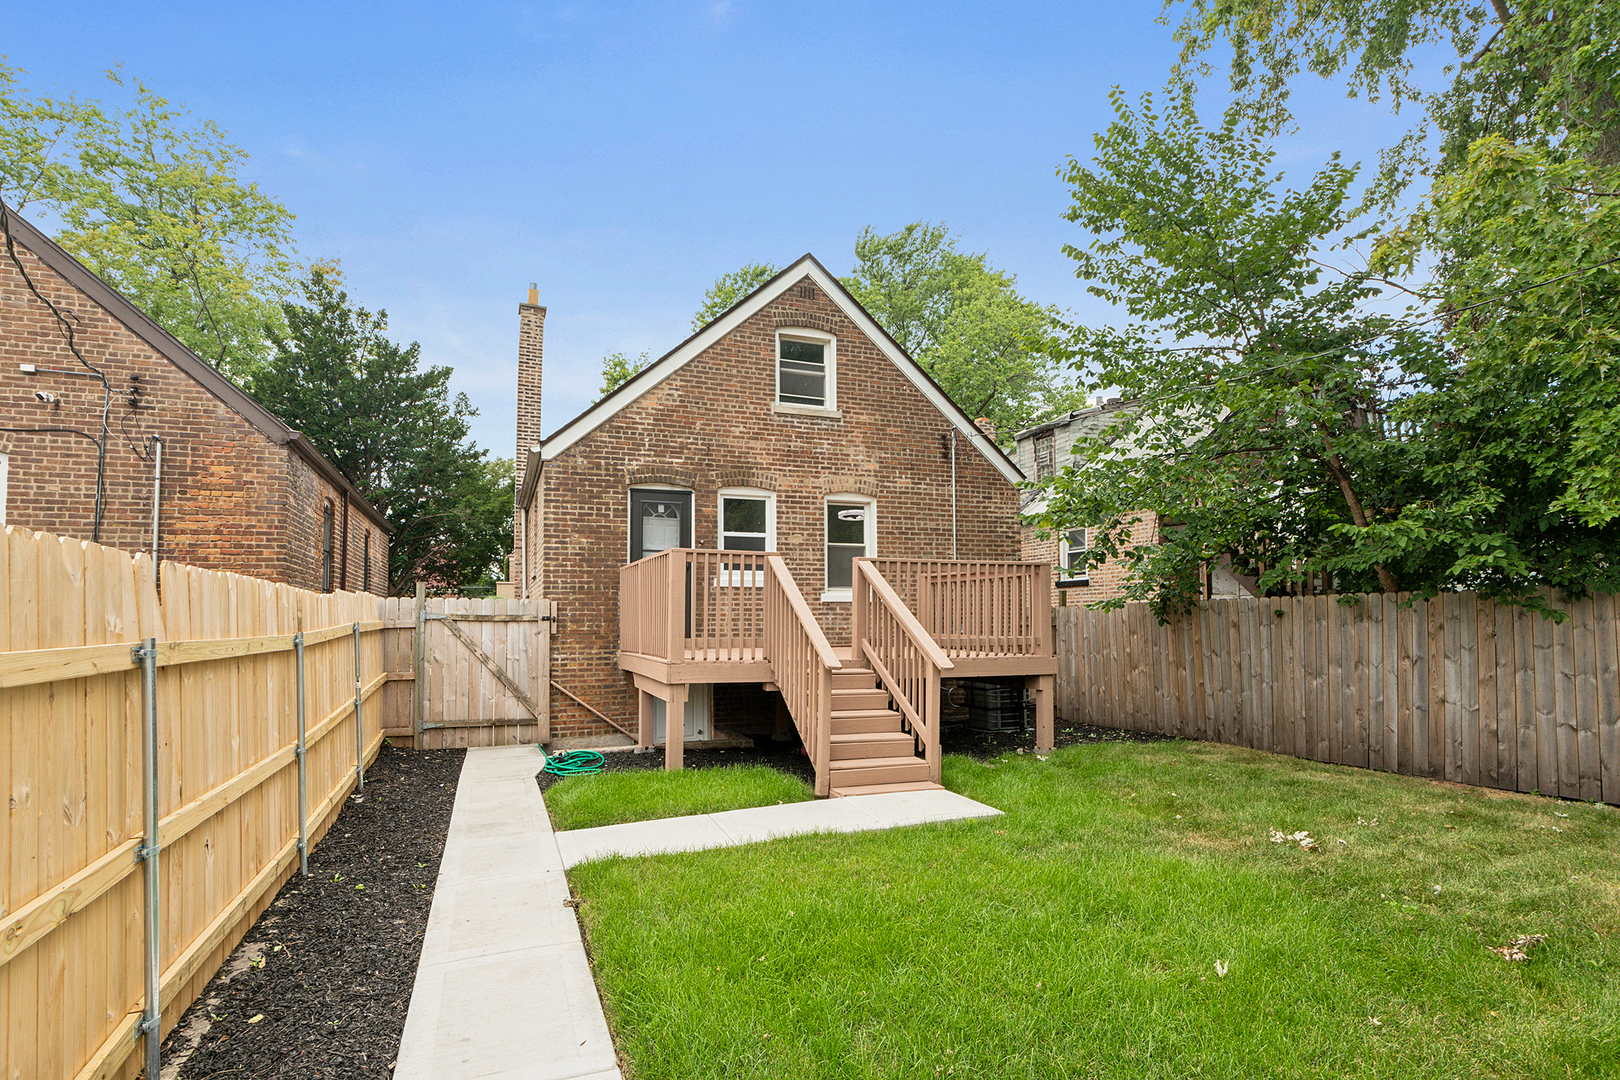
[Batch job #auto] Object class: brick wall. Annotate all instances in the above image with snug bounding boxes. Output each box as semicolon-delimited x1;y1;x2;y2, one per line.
1020;514;1159;607
1;222;389;593
526;274;1021;738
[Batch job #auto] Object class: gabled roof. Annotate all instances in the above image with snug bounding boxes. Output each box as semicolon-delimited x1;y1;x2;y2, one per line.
1;203;391;533
539;253;1025;485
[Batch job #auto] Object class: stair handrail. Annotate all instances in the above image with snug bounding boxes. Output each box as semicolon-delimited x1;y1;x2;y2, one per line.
762;555;841;796
851;559;953;784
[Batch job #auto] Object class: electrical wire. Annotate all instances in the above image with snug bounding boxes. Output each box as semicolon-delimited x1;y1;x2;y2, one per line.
2;203;112;540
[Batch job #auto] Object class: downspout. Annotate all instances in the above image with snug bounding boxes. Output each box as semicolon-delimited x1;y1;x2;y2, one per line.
340;496;350;591
950;428;958;560
149;436;163;584
520;505;528;600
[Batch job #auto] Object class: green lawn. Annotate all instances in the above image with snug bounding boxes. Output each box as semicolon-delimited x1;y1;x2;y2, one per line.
544;763;815;831
568;739;1620;1079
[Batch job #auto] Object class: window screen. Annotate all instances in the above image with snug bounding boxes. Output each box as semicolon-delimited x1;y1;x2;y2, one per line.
826;502;869;590
1060;527;1089;586
721;497;768;551
778;338;826;407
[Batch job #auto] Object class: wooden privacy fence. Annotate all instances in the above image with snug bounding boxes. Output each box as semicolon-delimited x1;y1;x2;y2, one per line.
397;592;555;750
1054;591;1620;805
0;526;390;1080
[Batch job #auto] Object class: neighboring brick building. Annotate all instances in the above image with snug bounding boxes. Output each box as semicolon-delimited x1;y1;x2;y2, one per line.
0;203;389;592
511;255;1027;740
1015;401;1253;605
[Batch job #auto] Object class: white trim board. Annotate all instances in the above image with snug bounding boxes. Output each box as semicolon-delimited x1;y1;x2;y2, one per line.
538;255;1024;486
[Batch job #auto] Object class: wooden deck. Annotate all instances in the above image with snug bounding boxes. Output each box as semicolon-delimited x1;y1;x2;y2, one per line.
618;550;1055;793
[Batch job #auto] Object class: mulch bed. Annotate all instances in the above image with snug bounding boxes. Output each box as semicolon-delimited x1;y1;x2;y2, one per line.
165;744;466;1080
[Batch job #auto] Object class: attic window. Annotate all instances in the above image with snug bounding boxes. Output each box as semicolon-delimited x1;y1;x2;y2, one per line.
775;328;836;411
1034;431;1055;479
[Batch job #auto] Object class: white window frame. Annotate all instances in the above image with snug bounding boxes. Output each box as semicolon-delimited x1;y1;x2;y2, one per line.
1058;527;1090;587
773;327;839;417
821;494;876;603
717;488;775;586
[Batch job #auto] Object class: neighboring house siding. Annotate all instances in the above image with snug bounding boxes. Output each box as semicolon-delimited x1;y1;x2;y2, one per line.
529;276;1020;739
0;212;390;592
1017;402;1156;606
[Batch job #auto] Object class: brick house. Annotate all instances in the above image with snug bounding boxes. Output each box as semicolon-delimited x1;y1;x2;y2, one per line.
1015;402;1255;605
0;203;389;592
510;255;1058;794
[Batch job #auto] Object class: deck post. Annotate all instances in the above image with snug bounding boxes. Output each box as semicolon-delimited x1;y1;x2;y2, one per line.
1029;674;1054;752
638;689;655;748
665;683;687;771
667;550;685;663
926;669;943;784
851;561;868;660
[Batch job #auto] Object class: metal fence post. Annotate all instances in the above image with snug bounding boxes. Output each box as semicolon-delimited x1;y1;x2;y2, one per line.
295;630;309;876
353;621;364;792
132;637;162;1080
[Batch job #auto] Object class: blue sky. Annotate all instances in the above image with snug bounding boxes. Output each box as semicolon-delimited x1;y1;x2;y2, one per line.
6;2;1424;457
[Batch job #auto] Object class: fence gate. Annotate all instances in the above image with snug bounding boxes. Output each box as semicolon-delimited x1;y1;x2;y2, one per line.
404;595;555;748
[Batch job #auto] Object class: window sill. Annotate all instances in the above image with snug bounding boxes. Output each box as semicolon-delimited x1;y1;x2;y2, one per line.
1056;580;1091;589
773;403;843;420
820;589;853;603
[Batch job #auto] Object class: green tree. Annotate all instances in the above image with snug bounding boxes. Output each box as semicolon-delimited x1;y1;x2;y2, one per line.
692;261;779;329
1040;88;1437;612
0;63;298;378
249;266;513;595
842;223;1084;441
1135;0;1620;607
599;350;648;397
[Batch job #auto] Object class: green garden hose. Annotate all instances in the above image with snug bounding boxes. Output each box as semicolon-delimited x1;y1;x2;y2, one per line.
540;747;606;776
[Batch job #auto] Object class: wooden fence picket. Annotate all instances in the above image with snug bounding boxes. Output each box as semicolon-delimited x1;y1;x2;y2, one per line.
1056;589;1620;807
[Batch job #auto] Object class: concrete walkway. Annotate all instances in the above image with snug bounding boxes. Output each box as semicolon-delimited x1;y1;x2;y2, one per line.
394;745;621;1080
555;787;1003;867
396;747;1003;1079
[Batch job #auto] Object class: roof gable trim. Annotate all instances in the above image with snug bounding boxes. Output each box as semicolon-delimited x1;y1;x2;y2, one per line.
539;255;1024;485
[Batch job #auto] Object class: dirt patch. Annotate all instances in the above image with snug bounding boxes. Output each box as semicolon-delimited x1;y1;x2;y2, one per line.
1182;831;1250;852
941;719;1173;761
163;744;466;1079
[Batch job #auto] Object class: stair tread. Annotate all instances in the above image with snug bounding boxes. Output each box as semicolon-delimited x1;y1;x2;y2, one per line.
830;708;903;719
830;731;915;743
831;781;945;797
830;755;928;770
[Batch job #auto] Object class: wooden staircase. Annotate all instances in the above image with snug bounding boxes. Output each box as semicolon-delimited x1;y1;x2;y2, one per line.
828;665;942;797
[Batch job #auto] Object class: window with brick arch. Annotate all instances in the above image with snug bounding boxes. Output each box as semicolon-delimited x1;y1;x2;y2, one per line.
322;502;335;592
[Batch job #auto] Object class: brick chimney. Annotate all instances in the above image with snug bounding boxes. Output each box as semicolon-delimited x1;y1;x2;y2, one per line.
511;285;545;584
516;284;545;490
974;416;997;440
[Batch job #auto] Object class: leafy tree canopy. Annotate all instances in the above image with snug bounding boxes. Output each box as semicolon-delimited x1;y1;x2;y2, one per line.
842;223;1085;441
0;63;298;379
1039;88;1434;612
599;349;649;397
1043;1;1619;613
692;261;780;330
249;266;513;595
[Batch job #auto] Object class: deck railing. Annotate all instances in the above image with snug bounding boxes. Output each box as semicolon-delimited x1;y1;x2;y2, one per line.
865;558;1052;657
763;555;841;795
852;560;954;783
619;548;770;662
